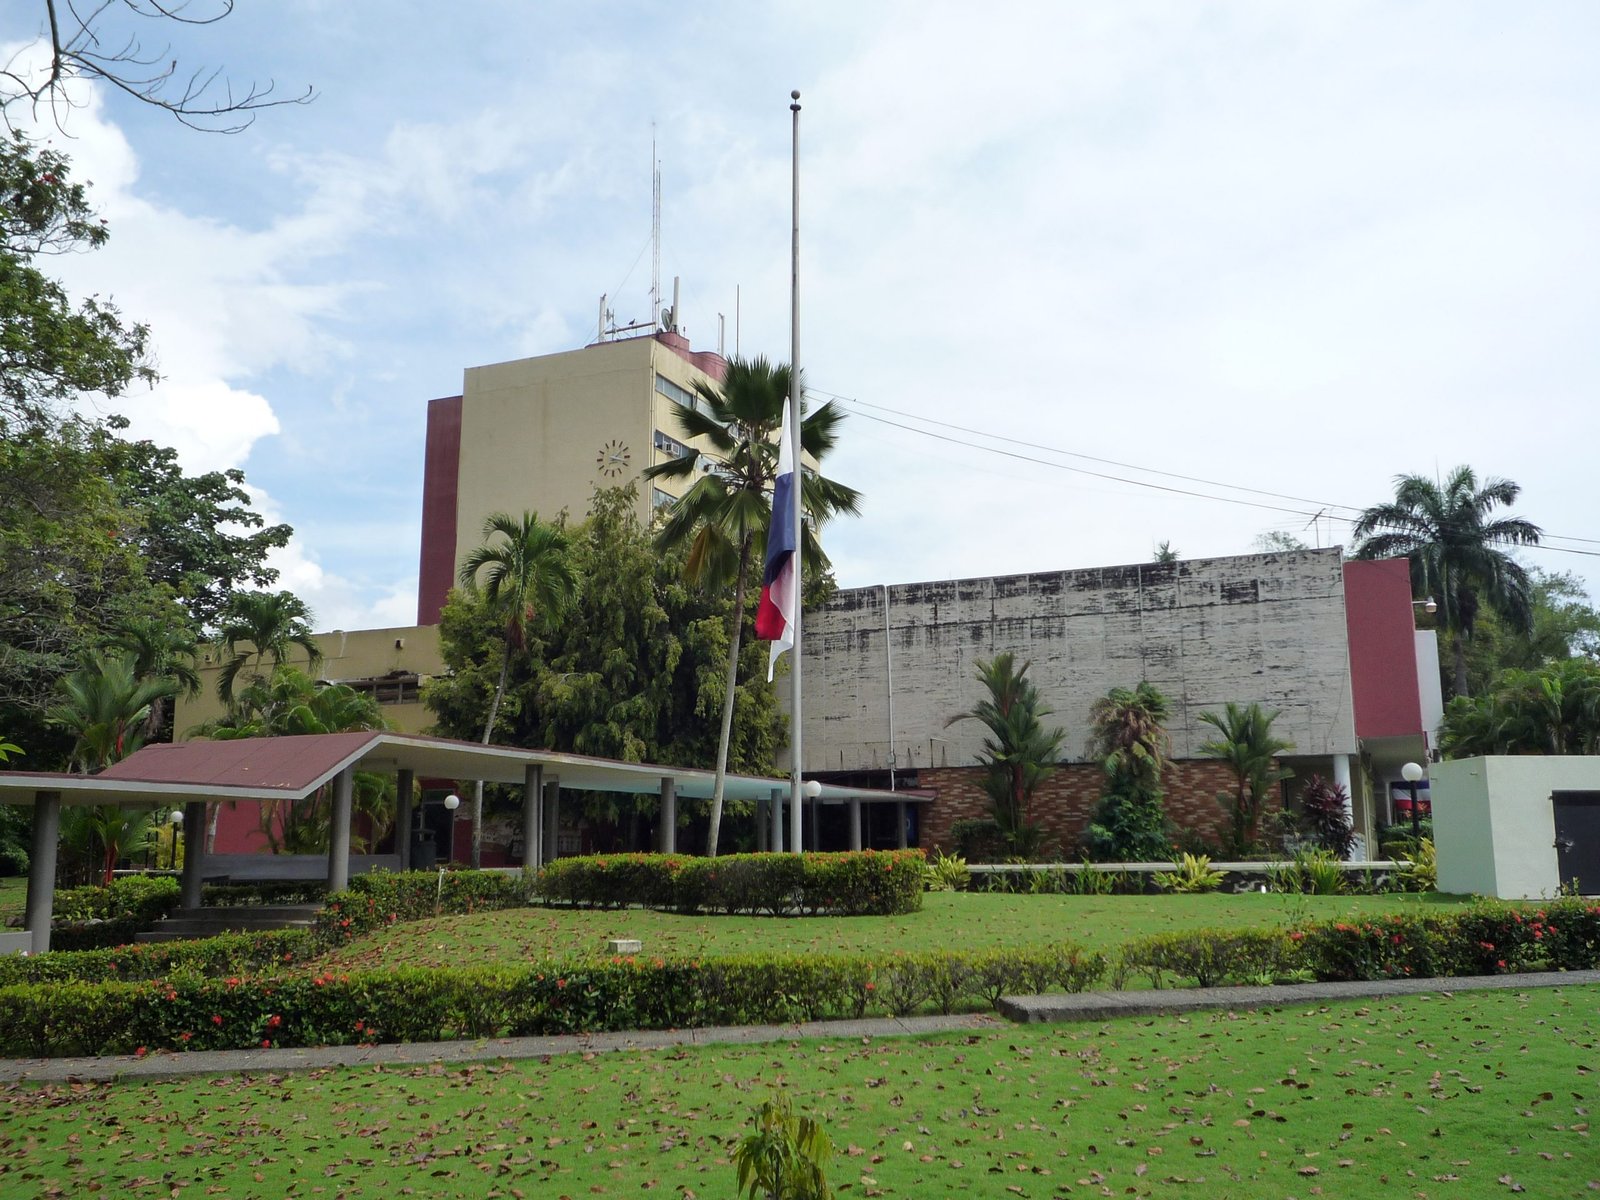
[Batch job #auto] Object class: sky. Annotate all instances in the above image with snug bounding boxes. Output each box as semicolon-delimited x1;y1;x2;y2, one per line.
5;1;1599;632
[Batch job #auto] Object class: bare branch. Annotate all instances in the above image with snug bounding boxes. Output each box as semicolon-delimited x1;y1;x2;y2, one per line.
6;1;315;135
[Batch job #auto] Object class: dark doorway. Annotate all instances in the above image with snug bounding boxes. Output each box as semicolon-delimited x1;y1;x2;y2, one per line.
1552;791;1600;894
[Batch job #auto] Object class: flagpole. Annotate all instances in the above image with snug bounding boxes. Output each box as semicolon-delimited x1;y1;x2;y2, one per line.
788;88;805;854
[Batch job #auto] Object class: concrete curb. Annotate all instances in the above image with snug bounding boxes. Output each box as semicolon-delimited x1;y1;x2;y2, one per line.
4;970;1597;1085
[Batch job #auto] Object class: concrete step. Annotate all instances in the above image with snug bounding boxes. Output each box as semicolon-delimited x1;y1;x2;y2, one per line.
135;905;322;943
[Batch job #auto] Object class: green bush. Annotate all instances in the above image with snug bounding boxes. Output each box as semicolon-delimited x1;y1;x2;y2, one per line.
1292;912;1453;981
0;928;315;986
1152;853;1224;894
948;818;1009;863
535;851;925;917
54;875;181;924
1119;929;1295;988
316;869;530;944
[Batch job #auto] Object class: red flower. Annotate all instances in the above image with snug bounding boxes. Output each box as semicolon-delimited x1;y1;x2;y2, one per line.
267;1014;282;1028
212;1014;223;1026
134;1045;148;1058
261;1039;271;1049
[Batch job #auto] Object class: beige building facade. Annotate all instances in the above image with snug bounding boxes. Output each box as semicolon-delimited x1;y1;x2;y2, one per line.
417;331;727;624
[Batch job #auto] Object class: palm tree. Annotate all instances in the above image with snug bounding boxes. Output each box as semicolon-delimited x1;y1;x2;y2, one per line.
104;614;201;740
214;590;323;703
945;653;1065;858
1353;467;1542;698
458;511;579;868
46;650;180;773
642;357;861;856
1084;682;1172;861
1196;701;1294;855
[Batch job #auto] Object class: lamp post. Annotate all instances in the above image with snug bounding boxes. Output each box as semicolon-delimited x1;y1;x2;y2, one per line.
167;809;183;872
803;779;822;851
1401;761;1424;843
1413;597;1438;615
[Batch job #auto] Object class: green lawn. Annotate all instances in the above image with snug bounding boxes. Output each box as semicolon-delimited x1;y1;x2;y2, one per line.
315;890;1475;974
4;986;1595;1198
0;875;25;923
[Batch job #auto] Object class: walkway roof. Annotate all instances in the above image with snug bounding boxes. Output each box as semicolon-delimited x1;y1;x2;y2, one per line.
0;732;929;808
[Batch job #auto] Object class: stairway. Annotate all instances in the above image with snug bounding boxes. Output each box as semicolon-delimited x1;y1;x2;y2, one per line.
136;904;323;943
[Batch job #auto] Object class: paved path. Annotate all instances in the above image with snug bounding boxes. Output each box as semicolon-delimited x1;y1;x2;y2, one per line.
4;969;1596;1085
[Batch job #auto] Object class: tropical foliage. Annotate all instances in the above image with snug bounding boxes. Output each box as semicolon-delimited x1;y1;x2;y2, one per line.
46;650;179;774
1353;466;1542;697
1451;568;1600;698
946;653;1065;859
643;357;860;855
1439;657;1600;758
1197;701;1294;855
733;1091;835;1200
213;590;322;703
1083;682;1172;861
455;510;579;867
1296;774;1356;859
426;487;784;849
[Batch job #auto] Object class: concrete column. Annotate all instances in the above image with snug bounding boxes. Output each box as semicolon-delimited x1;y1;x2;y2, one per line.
24;791;61;955
789;784;802;856
658;777;677;854
327;767;354;892
543;777;560;863
896;800;908;849
180;800;206;908
770;788;784;854
1332;754;1356;859
756;797;769;853
396;769;415;871
848;798;862;851
523;763;543;870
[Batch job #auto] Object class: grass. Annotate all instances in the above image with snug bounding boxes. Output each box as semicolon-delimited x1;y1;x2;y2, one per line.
314;890;1477;974
0;875;24;923
3;986;1596;1198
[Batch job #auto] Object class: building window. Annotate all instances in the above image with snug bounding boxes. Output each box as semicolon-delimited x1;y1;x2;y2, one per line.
339;673;421;705
655;374;698;412
653;428;687;458
652;487;675;509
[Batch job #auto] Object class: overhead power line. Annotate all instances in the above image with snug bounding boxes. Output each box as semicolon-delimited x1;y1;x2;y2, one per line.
810;387;1600;560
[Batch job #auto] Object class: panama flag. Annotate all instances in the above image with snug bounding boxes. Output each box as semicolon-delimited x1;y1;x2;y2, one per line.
755;399;798;681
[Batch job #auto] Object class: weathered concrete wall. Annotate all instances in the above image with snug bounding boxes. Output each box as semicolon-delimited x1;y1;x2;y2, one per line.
800;549;1358;775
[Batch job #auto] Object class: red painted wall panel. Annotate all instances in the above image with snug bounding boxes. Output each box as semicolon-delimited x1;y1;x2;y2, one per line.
416;395;463;626
1343;558;1424;739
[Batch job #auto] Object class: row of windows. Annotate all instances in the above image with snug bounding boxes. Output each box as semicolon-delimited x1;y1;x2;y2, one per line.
654;374;700;413
654;428;687;458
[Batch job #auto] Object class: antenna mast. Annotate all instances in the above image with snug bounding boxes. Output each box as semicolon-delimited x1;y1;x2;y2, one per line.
650;128;662;330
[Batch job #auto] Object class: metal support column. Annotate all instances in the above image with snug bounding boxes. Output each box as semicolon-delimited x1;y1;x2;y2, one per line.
659;777;677;853
396;768;415;871
24;791;61;955
327;767;354;892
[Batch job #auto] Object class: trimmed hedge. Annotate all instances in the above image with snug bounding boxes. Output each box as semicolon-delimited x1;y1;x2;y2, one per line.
0;929;315;987
535;850;926;916
314;868;531;944
1119;929;1296;989
0;941;1101;1057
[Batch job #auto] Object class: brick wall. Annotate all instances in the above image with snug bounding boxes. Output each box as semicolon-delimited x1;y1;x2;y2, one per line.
918;759;1250;856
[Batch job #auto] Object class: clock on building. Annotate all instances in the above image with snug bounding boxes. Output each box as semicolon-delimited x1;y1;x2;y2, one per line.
596;439;630;477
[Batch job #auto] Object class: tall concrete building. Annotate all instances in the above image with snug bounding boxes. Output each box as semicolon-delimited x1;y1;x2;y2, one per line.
416;330;727;624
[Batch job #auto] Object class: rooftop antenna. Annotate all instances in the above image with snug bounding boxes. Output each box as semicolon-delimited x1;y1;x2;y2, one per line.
650;127;661;330
1303;507;1327;549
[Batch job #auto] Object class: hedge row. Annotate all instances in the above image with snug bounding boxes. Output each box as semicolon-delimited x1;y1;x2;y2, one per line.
314;868;531;944
534;850;926;916
0;943;1102;1057
0;928;315;987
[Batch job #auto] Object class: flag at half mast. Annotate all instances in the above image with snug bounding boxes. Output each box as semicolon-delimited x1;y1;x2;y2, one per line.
755;398;797;681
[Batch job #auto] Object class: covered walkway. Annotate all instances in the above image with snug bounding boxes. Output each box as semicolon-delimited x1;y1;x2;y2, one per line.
0;731;926;952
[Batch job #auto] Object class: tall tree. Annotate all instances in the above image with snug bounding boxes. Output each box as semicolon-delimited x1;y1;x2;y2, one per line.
213;590;322;703
1453;568;1600;698
1439;658;1600;758
643;357;860;856
1353;467;1542;698
945;653;1065;859
102;613;200;740
457;511;579;868
1083;682;1172;862
1197;702;1294;855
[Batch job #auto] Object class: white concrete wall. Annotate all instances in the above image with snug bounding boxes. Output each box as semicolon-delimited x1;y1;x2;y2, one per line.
800;548;1359;774
1433;756;1600;898
1414;631;1444;751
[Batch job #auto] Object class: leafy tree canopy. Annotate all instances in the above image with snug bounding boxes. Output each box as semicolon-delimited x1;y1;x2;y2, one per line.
425;486;784;780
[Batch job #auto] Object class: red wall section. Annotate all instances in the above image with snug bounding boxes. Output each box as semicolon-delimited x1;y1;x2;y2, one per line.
1343;558;1424;739
416;395;463;626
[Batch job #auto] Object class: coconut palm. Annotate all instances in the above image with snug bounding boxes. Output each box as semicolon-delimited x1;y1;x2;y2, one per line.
458;511;579;867
46;650;180;773
214;590;323;703
1353;467;1542;698
1197;702;1294;855
642;357;861;856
